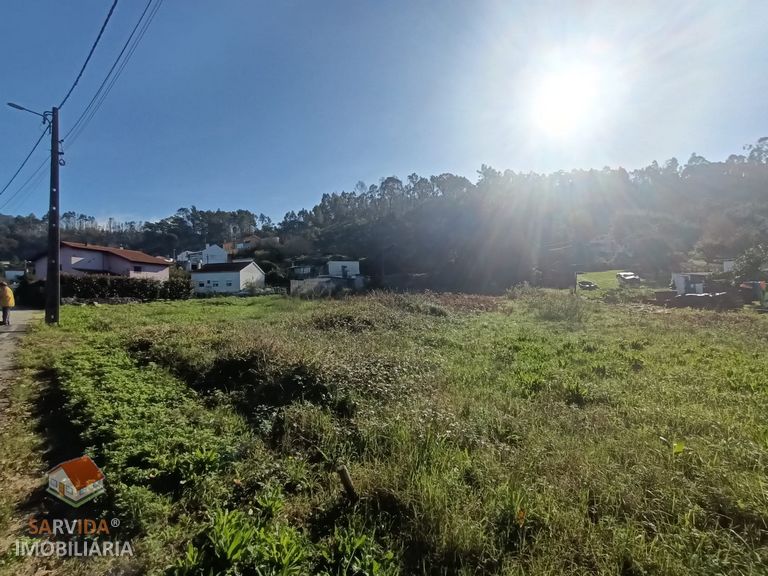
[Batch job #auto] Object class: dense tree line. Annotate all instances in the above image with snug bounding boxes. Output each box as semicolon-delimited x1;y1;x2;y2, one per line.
0;207;273;263
2;138;767;291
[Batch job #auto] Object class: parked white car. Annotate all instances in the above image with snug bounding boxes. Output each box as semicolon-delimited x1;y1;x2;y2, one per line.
616;271;642;285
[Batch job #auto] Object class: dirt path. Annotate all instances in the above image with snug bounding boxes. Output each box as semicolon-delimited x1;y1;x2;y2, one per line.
0;309;48;575
0;310;42;417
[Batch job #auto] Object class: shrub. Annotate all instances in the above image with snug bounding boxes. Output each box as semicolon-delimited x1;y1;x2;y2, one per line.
504;282;539;300
161;276;193;300
317;526;397;576
505;285;590;321
14;275;45;307
520;289;590;322
369;291;448;316
59;274;191;301
600;288;651;304
171;509;313;575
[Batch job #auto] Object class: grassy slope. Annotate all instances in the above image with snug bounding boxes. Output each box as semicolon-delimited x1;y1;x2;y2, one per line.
577;269;657;303
5;294;768;575
578;270;623;291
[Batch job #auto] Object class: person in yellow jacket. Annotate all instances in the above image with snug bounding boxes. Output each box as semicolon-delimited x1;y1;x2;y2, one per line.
0;281;15;326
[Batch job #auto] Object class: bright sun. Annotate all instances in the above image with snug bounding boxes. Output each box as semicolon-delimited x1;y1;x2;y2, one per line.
529;63;602;140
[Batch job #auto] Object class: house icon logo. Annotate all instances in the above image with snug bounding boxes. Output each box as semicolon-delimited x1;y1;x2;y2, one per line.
46;456;106;507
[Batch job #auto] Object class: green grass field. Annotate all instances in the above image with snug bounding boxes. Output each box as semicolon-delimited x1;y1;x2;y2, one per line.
578;269;623;291
577;269;657;303
3;292;768;575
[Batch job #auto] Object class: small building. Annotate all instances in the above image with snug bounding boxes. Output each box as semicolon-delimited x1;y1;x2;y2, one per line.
288;265;315;280
289;276;366;296
288;259;366;296
223;236;280;255
33;241;170;281
176;244;228;271
671;272;710;295
326;260;360;278
191;261;265;294
47;455;105;507
288;259;362;280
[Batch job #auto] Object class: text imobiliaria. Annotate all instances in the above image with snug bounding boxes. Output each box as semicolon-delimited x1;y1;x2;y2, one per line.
15;517;134;557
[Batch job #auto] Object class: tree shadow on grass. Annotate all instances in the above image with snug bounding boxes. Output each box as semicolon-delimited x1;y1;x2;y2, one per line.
15;368;113;526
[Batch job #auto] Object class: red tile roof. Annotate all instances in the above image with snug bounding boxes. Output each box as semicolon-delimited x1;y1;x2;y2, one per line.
61;241;170;266
49;456;105;490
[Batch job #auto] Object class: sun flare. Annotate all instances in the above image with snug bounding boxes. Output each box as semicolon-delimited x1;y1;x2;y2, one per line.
529;63;602;140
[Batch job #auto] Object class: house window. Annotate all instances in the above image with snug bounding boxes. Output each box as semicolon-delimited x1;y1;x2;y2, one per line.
65;485;73;496
133;266;142;273
49;478;58;488
226;281;232;287
198;282;204;288
212;281;219;287
207;280;211;284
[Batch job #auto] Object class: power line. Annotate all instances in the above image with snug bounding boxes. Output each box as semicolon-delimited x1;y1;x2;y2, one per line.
0;127;49;197
0;156;49;213
2;0;164;214
65;0;162;146
58;0;120;109
1;0;120;204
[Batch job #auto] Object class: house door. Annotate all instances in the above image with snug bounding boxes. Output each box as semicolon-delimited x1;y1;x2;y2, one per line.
341;265;348;278
58;483;66;496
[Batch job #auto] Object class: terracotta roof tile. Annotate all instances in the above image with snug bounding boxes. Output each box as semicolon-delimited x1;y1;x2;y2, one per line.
61;241;170;265
50;456;105;490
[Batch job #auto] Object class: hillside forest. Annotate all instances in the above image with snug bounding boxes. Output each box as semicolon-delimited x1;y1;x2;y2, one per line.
2;138;767;292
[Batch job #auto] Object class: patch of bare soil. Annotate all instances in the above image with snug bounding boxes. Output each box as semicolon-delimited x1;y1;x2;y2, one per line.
426;292;505;313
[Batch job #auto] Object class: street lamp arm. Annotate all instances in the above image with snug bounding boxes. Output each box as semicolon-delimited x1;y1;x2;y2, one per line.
7;102;50;123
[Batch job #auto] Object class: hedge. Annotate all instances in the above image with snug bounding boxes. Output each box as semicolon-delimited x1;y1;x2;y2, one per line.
55;274;191;302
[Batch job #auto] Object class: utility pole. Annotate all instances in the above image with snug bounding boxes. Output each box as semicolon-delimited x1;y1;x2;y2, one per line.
45;107;61;325
7;101;62;324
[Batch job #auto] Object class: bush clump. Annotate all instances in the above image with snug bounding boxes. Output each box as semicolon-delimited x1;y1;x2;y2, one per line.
369;291;449;317
59;274;192;301
507;286;591;322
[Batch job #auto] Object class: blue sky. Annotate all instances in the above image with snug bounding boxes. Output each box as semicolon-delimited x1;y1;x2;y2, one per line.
1;1;767;223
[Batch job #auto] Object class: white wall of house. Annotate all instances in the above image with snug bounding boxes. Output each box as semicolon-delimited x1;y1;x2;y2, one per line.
202;244;228;264
34;246;169;280
111;258;170;280
178;244;228;271
671;273;708;295
327;261;360;278
191;263;265;294
47;468;104;502
48;468;77;500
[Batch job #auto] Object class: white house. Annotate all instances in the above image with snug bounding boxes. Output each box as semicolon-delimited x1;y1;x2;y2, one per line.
47;455;105;507
177;244;228;271
191;261;265;294
33;241;170;281
326;261;360;278
671;272;710;295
